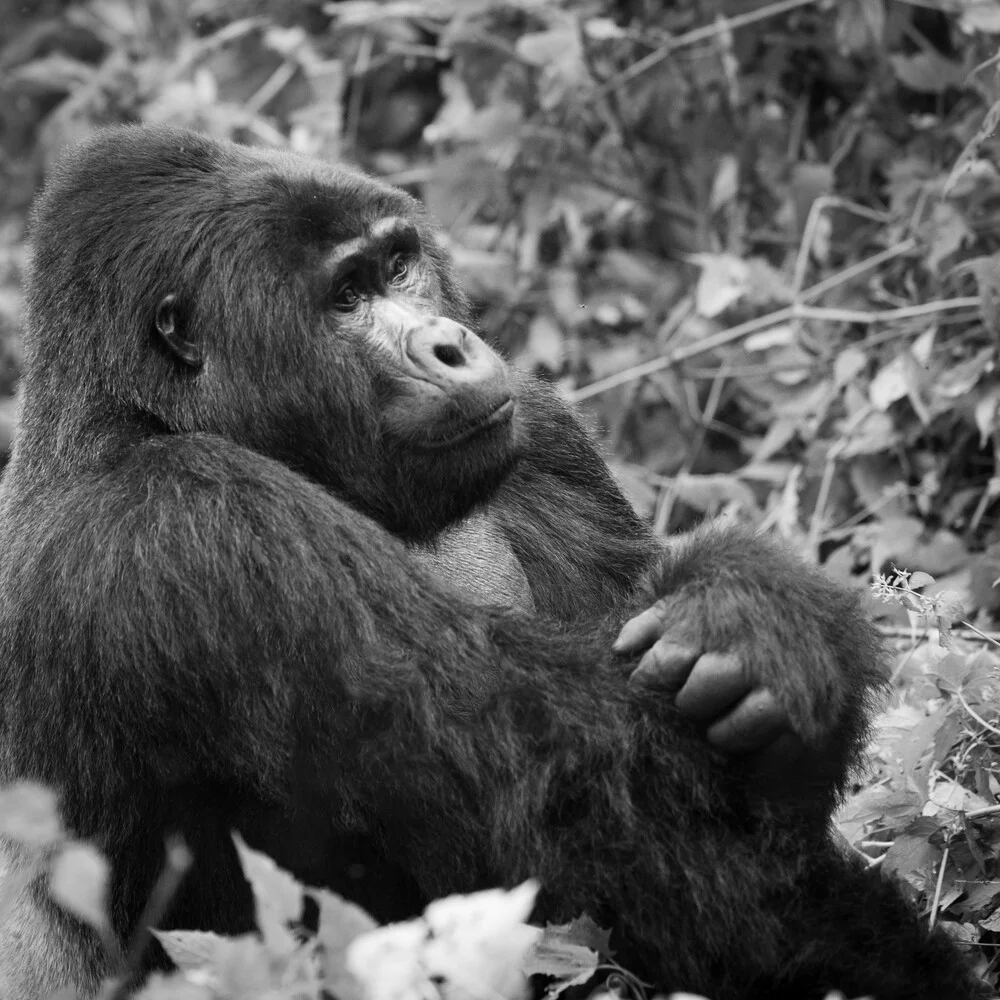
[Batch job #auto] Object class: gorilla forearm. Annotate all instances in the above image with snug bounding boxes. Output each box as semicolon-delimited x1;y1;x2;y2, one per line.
641;523;889;743
626;523;889;814
1;435;762;980
495;380;886;806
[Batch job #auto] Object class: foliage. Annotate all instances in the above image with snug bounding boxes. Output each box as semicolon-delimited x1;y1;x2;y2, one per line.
4;0;1000;990
0;782;875;1000
0;783;609;1000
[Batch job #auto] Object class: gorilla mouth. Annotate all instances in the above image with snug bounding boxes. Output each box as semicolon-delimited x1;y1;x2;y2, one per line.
419;398;515;450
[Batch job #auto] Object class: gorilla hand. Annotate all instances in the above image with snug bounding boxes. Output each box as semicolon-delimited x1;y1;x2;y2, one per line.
615;522;887;785
616;612;794;756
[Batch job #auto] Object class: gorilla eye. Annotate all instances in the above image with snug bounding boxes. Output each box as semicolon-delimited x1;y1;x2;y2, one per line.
332;280;361;312
388;254;410;284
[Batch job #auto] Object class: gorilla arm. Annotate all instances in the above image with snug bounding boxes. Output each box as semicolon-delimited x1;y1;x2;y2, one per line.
0;434;770;971
618;523;889;812
495;377;888;811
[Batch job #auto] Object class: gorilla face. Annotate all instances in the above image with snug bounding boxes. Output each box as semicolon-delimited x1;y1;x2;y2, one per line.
25;126;523;539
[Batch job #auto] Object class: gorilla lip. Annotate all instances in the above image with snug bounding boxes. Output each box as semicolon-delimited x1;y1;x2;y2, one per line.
418;398;515;450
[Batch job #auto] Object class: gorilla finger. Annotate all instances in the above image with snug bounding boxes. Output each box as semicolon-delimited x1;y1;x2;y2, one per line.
674;653;750;723
630;641;700;689
705;689;788;754
613;604;671;653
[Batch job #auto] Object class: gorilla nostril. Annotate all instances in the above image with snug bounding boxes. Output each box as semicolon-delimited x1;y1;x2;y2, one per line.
433;344;464;367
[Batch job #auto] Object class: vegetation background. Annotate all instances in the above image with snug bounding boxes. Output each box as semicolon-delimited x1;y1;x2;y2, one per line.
3;0;1000;994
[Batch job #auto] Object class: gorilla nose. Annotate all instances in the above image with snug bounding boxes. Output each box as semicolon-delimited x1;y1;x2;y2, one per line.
405;319;510;400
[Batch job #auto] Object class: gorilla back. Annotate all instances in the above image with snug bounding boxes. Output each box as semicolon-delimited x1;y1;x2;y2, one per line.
0;125;985;1000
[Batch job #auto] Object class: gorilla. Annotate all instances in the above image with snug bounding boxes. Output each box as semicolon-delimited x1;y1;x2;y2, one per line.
0;125;984;1000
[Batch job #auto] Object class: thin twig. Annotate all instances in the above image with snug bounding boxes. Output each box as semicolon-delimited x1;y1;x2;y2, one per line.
967;805;1000;819
929;845;949;931
792;197;892;297
805;406;871;560
879;624;1000;644
105;836;193;999
569;296;980;402
593;0;821;99
957;691;1000;738
245;58;297;114
653;361;730;534
794;299;979;324
802;239;918;302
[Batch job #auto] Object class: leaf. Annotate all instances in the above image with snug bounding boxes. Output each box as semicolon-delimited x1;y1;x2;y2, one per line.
752;417;799;463
689;253;748;317
132;970;214;1000
837;783;924;840
48;841;110;933
928;776;992;813
742;258;793;305
449;244;517;302
969;545;1000;611
346;920;427;1000
745;324;794;352
965;254;1000;335
232;834;302;955
9;55;95;90
516;25;580;68
869;336;933;414
945;98;1000;195
424;82;522;147
672;474;759;516
882;832;940;883
518;314;564;372
346;883;540;1000
152;929;228;972
709;155;739;212
833;346;867;388
313;887;378;1000
0;782;63;847
974;386;1000;446
332;1;464;25
869;353;914;410
0;396;14;454
211;934;276;998
516;25;590;110
835;0;885;53
838;409;896;457
924;203;972;273
423;882;541;1000
522;938;599;990
872;516;968;577
960;0;1000;34
933;347;994;399
552;915;613;958
890;52;967;94
789;162;835;238
583;18;626;41
848;456;907;518
422;72;476;146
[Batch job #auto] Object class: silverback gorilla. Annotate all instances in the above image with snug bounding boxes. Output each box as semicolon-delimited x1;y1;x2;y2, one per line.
0;126;984;1000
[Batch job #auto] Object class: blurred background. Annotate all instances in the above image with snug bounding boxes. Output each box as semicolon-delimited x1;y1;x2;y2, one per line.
6;0;1000;981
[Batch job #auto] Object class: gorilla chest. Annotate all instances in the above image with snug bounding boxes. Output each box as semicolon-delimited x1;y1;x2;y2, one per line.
409;511;535;613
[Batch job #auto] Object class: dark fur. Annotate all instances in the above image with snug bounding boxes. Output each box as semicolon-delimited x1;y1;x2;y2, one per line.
0;125;983;1000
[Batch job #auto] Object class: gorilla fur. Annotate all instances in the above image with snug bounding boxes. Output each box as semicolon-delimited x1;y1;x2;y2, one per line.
0;125;984;999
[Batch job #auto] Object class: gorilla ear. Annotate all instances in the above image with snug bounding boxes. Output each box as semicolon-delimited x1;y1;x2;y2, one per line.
155;294;202;368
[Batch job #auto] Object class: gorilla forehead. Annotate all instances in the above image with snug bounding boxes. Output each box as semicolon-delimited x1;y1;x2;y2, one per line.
38;124;418;253
273;172;418;249
233;140;420;247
